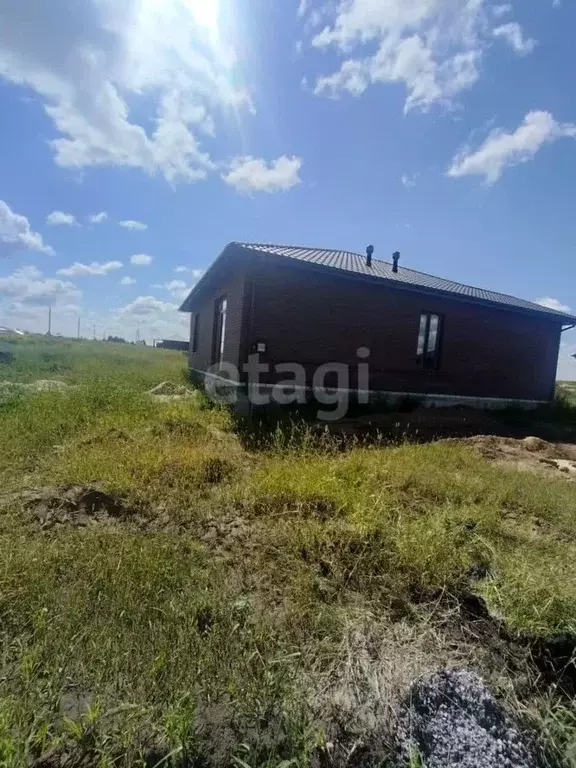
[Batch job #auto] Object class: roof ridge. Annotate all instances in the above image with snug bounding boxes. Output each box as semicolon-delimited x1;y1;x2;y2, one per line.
236;241;360;255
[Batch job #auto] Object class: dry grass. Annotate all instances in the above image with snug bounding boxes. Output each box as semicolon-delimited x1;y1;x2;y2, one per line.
0;336;575;766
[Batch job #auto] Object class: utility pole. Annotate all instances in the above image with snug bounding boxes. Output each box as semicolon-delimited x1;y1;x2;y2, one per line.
136;328;140;343
47;306;52;336
77;317;81;340
93;323;96;340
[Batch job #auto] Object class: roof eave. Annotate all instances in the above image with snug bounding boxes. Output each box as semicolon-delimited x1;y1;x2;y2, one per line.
178;242;238;312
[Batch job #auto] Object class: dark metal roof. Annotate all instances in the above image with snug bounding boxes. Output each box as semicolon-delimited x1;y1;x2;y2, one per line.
233;242;576;324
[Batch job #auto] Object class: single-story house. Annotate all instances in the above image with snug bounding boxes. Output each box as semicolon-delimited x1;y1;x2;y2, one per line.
179;242;576;409
156;339;189;351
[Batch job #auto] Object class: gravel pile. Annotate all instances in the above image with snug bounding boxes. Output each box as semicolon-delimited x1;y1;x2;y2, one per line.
396;668;538;768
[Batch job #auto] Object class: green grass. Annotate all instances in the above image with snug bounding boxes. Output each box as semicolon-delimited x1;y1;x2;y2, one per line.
0;335;186;387
1;336;576;766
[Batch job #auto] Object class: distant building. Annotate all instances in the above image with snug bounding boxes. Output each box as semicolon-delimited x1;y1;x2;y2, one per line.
0;325;25;336
157;339;189;351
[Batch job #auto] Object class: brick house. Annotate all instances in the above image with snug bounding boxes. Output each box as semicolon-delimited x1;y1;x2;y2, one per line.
179;242;576;408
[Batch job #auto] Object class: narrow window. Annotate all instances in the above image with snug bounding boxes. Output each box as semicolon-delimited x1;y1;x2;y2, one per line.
416;312;443;370
191;313;200;353
213;296;227;363
416;313;427;359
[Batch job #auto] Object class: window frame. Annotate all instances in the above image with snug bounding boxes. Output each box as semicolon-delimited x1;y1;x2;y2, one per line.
212;295;228;364
416;311;444;370
191;312;200;354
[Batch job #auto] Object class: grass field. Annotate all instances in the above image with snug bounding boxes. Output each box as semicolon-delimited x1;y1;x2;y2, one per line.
1;335;575;767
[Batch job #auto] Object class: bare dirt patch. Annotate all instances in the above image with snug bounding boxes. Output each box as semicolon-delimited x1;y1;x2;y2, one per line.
0;378;72;394
447;435;576;480
18;485;136;529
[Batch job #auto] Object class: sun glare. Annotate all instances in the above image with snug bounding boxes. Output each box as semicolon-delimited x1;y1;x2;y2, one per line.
184;0;220;31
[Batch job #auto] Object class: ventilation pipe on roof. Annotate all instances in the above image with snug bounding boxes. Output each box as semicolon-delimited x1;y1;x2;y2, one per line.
392;251;400;273
366;244;374;267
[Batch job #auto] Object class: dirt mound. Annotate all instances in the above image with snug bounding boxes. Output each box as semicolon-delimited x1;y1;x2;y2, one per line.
0;379;71;394
148;380;188;396
147;381;201;402
148;380;190;396
451;435;576;479
19;485;133;529
30;379;71;392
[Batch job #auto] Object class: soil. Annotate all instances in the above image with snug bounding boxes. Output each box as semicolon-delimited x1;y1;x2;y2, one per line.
447;434;576;481
18;485;135;529
0;379;72;393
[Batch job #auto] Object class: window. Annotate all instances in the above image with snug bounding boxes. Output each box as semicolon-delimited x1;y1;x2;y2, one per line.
191;313;200;353
416;312;443;370
212;296;227;363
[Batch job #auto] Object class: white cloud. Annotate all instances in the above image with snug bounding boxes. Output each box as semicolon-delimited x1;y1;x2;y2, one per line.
0;0;253;183
400;173;417;188
493;22;536;56
297;0;308;18
0;200;54;256
119;276;136;285
0;265;79;306
309;0;491;111
536;297;571;313
131;253;153;266
118;295;178;317
46;210;77;226
447;111;576;184
223;155;303;194
154;279;193;300
88;212;107;224
57;260;123;276
0;268;189;341
491;4;512;18
165;279;187;291
174;266;205;279
119;220;147;231
314;59;369;98
105;295;188;342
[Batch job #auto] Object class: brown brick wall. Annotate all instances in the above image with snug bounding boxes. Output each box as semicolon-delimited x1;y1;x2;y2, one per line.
187;269;246;378
246;259;560;401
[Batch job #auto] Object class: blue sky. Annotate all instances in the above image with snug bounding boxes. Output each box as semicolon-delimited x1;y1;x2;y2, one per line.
1;0;576;376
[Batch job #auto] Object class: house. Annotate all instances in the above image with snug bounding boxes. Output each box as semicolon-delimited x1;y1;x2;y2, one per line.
179;242;576;411
156;339;189;351
0;325;25;336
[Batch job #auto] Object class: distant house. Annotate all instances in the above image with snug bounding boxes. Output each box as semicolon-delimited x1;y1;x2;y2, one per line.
0;326;25;337
156;339;189;351
179;242;576;409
